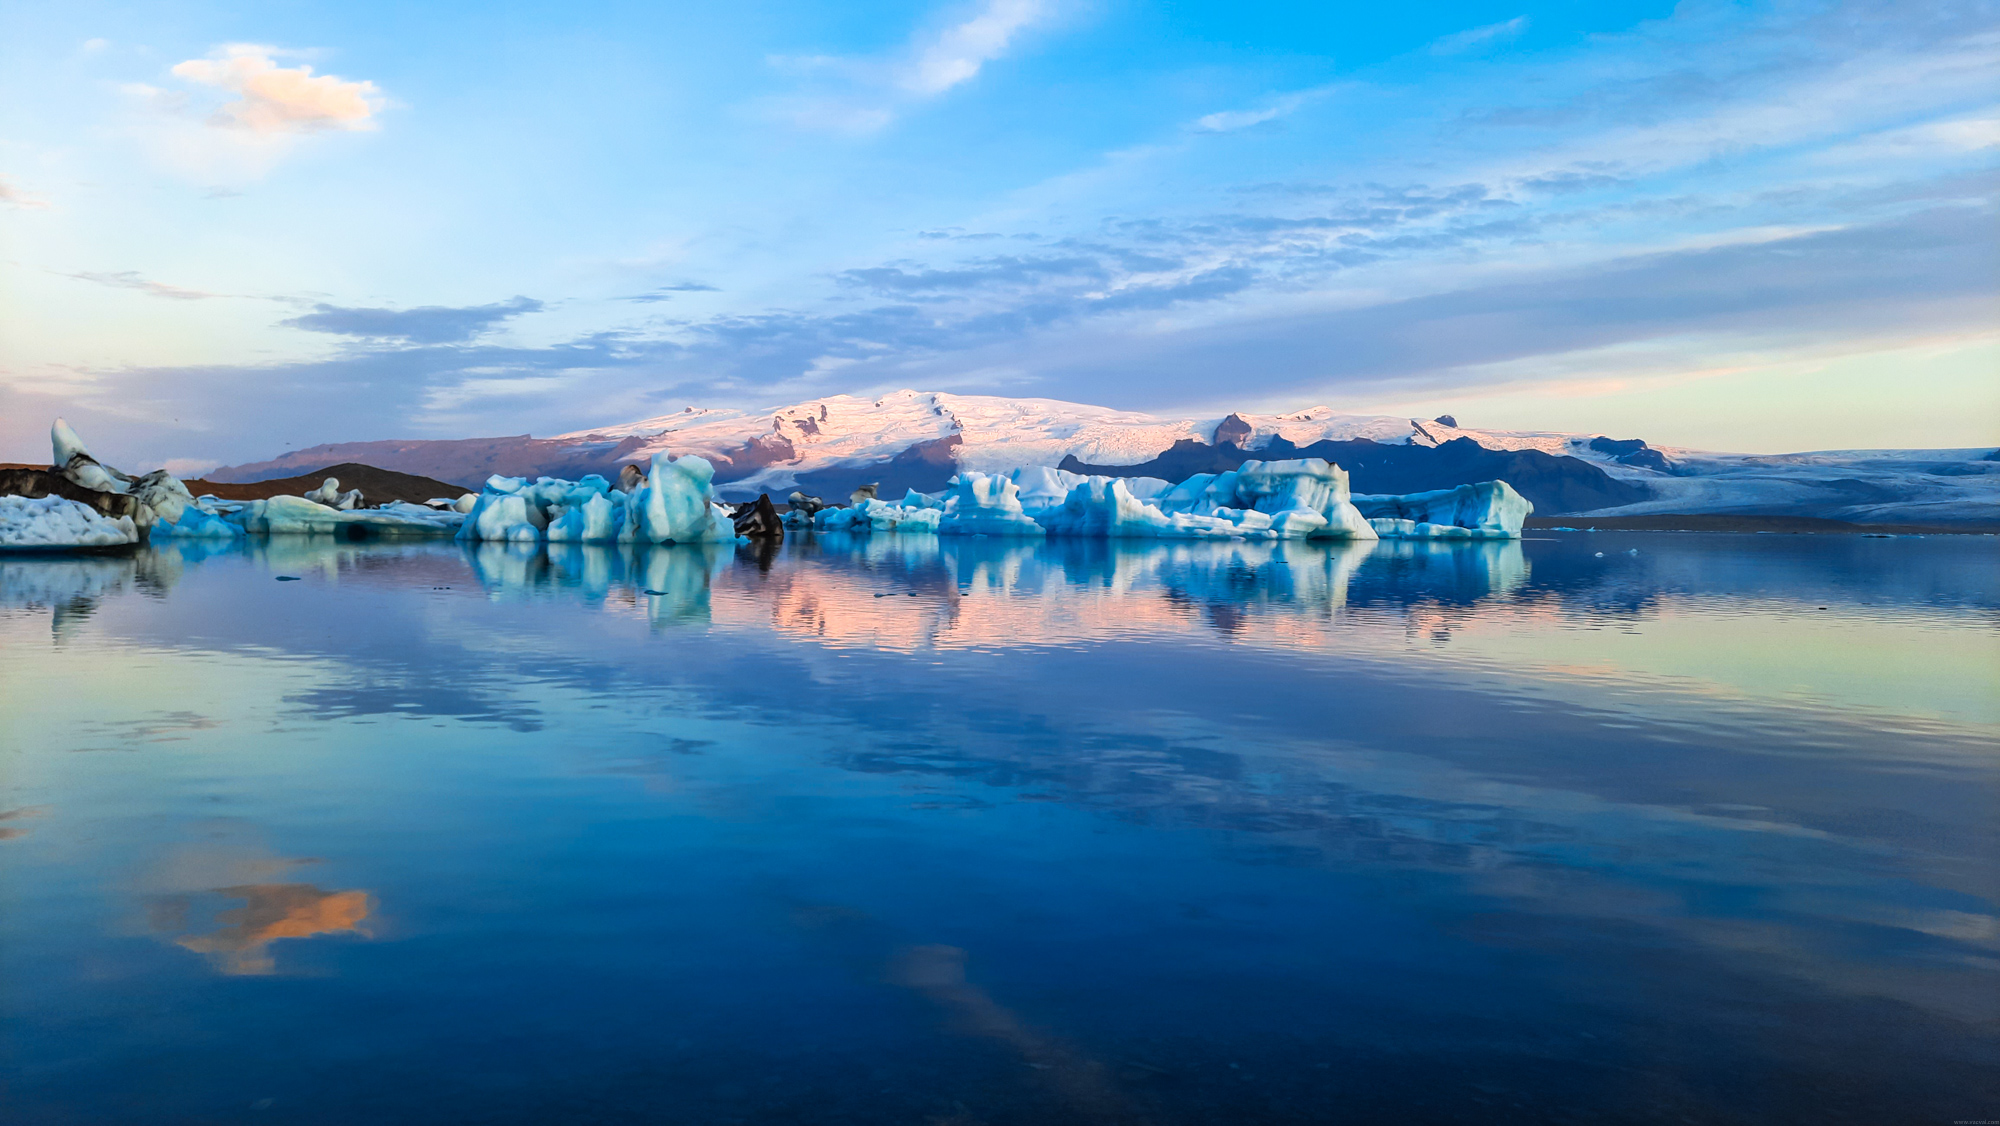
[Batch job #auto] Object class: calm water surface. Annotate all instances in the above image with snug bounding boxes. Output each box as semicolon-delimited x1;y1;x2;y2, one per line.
1;533;1995;1125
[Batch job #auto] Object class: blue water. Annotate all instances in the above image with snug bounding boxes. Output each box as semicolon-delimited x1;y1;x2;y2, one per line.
1;533;1994;1125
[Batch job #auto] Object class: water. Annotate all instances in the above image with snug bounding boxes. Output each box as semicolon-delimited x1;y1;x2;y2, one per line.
1;532;1994;1125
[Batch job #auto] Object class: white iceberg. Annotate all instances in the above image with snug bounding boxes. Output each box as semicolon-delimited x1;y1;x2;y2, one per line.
235;495;463;537
937;472;1048;536
0;494;141;548
1352;481;1532;539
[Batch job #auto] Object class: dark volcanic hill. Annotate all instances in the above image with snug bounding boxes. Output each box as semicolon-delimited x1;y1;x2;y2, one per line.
184;463;477;506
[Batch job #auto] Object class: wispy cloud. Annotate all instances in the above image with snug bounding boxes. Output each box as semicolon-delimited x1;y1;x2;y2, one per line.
169;44;382;134
901;0;1051;96
64;270;219;300
764;0;1059;133
282;297;543;344
1431;16;1528;55
0;174;51;209
616;282;721;303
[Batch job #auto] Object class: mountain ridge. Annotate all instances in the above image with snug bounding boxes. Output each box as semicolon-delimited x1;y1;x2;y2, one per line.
203;389;2000;523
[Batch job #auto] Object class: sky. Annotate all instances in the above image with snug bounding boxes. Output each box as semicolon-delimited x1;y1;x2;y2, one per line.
1;0;1995;472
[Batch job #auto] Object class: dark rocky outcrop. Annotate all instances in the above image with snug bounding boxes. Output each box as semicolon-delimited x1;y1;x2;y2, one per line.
182;463;474;506
207;435;645;485
1212;413;1254;445
778;434;963;504
1061;436;1650;515
1588;436;1674;472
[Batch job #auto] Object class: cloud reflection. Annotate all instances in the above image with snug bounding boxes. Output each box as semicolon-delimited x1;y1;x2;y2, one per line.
174;883;374;975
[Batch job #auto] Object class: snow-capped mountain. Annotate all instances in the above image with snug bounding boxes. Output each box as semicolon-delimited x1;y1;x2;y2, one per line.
205;388;2000;524
554;391;1423;493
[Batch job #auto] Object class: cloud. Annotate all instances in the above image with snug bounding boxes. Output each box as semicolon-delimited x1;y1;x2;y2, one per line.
836;254;1106;294
170;44;382;134
1191;90;1319;135
617;282;721;303
64;270;219;300
281;296;543;344
1516;168;1626;195
764;0;1057;132
1431;16;1529;55
901;0;1051;96
0;174;50;209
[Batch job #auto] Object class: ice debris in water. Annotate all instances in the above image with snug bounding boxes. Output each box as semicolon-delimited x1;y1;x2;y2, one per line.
789;458;1527;541
456;454;742;544
0;494;141;548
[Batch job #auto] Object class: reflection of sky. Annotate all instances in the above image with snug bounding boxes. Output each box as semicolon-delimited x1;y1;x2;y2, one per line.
0;533;1994;1121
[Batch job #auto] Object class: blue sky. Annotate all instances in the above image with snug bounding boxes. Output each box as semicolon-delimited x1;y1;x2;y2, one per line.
1;0;1994;470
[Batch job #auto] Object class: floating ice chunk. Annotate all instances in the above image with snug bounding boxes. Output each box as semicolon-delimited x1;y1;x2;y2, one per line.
303;477;363;510
50;418;131;495
237;495;462;537
51;419;91;470
620;454;738;544
808;498;941;533
453;493;479;514
1004;466;1084;516
1035;477;1175;537
150;501;243;539
938;472;1046;537
546;491;625;543
0;494;141;548
1229;458;1377;541
1352;481;1532;538
456;492;546;542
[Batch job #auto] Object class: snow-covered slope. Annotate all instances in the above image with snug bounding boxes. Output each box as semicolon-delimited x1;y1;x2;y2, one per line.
558;390;1436;495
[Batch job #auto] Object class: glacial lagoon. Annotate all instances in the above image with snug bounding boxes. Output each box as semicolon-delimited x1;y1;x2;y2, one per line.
1;532;1994;1124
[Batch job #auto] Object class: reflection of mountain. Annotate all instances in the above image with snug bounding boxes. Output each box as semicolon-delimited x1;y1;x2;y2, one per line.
174;884;374;976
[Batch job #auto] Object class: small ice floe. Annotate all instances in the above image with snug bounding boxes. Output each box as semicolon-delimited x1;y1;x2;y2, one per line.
0;494;140;549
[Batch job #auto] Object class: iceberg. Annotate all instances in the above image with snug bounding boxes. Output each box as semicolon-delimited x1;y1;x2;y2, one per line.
151;503;244;540
303;478;364;510
621;455;739;544
234;495;463;537
1352;481;1532;539
937;472;1047;537
547;491;625;543
0;494;141;549
801;460;1407;542
455;455;737;544
813;497;943;533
